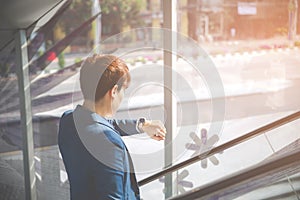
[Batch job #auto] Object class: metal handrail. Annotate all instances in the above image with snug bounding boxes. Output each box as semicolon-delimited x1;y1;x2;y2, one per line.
138;111;300;186
169;146;300;199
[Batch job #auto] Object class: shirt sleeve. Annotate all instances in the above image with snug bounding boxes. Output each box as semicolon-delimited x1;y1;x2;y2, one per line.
109;119;141;136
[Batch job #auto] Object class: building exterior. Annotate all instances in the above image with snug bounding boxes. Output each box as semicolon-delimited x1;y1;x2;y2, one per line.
224;0;291;39
178;0;298;41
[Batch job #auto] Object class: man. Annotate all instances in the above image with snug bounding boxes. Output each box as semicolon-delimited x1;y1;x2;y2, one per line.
58;54;166;199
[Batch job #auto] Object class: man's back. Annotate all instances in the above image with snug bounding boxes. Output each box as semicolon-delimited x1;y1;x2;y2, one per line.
58;106;139;200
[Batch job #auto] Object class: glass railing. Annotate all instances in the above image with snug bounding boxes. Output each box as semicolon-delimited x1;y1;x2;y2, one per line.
138;111;300;199
169;145;300;200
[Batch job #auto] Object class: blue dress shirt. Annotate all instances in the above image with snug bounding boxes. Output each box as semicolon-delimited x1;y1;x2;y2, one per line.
58;105;140;200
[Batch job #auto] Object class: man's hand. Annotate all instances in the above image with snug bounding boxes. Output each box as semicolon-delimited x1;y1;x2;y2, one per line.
141;120;166;141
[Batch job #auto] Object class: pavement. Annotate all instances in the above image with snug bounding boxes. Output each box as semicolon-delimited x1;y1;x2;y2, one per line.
43;36;299;72
201;36;296;55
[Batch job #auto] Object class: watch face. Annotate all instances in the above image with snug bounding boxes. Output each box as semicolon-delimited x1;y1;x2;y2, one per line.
139;118;145;124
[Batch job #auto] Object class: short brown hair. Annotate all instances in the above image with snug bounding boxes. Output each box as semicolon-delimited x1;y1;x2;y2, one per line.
80;54;130;102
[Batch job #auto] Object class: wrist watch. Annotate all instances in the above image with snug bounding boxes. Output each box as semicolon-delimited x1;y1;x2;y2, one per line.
137;117;146;132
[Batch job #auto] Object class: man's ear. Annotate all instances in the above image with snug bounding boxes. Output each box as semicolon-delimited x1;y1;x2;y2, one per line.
110;85;118;98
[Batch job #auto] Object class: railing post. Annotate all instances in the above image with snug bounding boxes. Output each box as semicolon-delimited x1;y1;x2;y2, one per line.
15;29;37;200
163;0;177;198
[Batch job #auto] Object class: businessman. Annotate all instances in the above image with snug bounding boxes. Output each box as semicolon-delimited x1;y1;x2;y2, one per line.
58;54;166;199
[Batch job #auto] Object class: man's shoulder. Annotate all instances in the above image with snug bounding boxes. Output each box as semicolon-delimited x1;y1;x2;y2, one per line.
61;109;74;119
58;110;75;127
59;108;125;149
93;123;125;149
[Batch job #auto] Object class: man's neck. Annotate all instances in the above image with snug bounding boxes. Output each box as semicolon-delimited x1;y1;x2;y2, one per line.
82;100;112;118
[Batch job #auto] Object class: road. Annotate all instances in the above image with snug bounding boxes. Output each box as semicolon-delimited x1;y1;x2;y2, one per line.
27;47;300;129
1;48;299;150
116;48;300;123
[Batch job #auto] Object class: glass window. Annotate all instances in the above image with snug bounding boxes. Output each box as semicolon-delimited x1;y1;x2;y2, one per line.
1;0;299;199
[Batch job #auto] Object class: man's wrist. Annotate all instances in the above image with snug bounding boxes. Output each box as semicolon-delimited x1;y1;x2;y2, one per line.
136;117;146;133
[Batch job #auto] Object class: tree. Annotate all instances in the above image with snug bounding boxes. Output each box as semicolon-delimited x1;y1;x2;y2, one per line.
42;0;93;48
100;0;144;37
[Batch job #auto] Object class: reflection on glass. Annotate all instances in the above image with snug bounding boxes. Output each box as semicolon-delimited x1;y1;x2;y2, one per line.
234;172;300;200
164;118;300;199
0;0;299;199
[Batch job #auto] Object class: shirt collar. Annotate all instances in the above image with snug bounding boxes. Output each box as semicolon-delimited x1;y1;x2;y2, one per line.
75;105;115;130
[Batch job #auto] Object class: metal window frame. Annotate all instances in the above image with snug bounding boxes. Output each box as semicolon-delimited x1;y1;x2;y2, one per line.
15;30;37;200
163;0;177;198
